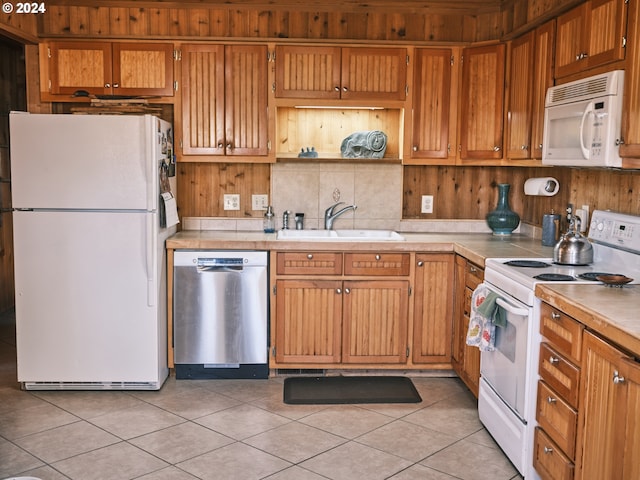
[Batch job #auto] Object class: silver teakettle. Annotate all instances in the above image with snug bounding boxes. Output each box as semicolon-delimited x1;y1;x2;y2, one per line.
553;215;593;265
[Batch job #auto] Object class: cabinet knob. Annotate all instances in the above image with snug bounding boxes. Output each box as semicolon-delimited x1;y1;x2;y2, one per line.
549;356;559;365
547;396;557;404
113;83;119;88
550;311;561;320
375;254;381;261
345;288;350;294
342;86;348;92
613;370;626;384
334;86;340;92
307;254;313;259
226;143;232;149
413;146;418;152
543;446;554;454
417;261;424;267
520;145;528;150
336;288;342;294
104;83;111;88
493;146;501;152
217;142;224;148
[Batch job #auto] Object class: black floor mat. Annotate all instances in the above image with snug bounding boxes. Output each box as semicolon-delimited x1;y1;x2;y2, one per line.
283;376;422;404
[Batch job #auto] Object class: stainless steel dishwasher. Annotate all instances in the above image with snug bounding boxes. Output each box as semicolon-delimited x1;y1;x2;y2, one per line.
173;250;268;379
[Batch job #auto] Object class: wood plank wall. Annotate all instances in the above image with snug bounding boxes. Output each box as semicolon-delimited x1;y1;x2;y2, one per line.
403;166;640;224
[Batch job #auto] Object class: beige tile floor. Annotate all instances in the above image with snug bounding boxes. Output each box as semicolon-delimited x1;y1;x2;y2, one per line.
0;310;523;480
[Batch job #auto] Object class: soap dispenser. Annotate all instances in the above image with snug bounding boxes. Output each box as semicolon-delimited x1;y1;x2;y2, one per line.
263;206;275;233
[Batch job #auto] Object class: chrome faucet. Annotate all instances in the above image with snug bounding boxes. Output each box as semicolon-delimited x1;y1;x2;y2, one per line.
324;202;357;229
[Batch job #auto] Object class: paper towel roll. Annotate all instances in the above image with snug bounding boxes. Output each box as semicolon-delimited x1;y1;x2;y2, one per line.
524;177;559;196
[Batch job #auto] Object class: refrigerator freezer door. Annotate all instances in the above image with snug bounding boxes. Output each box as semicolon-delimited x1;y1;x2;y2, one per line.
13;210;168;387
10;113;160;211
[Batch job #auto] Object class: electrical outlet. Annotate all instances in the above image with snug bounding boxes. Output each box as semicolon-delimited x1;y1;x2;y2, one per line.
421;195;434;214
578;204;590;232
252;194;269;211
223;194;240;210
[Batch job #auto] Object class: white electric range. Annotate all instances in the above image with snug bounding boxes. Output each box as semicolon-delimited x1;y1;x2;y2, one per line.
478;210;640;479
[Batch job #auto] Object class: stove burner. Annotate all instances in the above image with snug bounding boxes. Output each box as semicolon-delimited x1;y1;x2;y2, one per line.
577;272;615;281
504;260;551;268
534;273;576;282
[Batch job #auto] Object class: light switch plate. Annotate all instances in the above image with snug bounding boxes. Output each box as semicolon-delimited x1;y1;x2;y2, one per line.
421;195;434;214
223;194;240;210
252;194;268;211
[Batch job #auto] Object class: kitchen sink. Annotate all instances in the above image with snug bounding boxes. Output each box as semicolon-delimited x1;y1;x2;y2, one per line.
276;229;405;241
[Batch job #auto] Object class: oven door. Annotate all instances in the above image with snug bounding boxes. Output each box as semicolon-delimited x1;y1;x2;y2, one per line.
479;284;531;420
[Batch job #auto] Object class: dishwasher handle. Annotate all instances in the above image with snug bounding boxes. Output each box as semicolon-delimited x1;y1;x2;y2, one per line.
197;265;244;273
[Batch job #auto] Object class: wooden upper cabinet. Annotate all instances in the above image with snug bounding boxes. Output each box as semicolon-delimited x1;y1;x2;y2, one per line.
275;45;341;99
275;45;407;101
555;0;627;78
408;48;455;162
180;44;268;158
506;31;535;160
531;20;556;160
46;41;174;97
459;43;506;161
620;0;640;162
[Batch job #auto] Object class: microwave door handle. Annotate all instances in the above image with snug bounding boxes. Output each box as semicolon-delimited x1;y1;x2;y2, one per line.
579;102;594;159
495;297;529;317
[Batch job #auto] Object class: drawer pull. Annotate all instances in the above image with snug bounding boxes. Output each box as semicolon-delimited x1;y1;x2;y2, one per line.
613;370;626;384
547;396;557;404
375;254;381;261
345;288;351;294
550;311;561;320
307;254;313;259
336;288;342;294
469;266;477;273
549;356;559;364
543;446;554;454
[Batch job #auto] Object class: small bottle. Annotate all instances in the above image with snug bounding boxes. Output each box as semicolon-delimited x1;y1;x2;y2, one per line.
263;206;275;233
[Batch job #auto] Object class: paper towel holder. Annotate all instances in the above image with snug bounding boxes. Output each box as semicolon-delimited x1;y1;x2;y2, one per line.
524;177;559;196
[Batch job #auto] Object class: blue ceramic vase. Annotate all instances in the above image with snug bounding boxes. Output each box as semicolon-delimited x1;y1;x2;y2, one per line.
486;183;520;235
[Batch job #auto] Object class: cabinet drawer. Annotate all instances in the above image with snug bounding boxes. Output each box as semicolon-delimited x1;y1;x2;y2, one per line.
276;252;342;275
540;302;583;365
539;343;580;408
536;380;578;460
465;262;484;290
344;253;410;276
534;427;575;480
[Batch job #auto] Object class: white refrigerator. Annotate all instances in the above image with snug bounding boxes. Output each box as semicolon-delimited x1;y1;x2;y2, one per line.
10;112;178;390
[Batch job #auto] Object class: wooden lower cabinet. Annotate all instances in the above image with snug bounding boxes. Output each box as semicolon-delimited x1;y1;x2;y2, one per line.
413;253;454;364
575;331;640;480
451;255;482;396
271;250;453;369
534;427;575;480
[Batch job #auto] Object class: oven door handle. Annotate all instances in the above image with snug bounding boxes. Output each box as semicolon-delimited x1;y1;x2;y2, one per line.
496;297;529;316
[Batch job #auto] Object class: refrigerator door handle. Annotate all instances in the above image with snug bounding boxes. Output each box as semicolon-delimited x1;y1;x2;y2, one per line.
147;117;158;212
146;213;157;307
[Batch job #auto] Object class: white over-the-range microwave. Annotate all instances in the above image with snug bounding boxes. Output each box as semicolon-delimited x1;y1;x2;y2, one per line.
542;70;624;168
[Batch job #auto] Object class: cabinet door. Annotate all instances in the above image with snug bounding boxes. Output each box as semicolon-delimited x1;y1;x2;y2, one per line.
112;43;174;96
576;331;630;480
555;3;588;78
409;48;454;161
340;47;407;101
48;41;112;95
531;20;555;159
618;356;640;480
620;0;640;159
585;0;627;70
459;44;505;160
413;254;454;364
274;279;342;364
506;32;535;160
225;45;269;156
342;280;409;364
275;45;341;99
181;44;225;155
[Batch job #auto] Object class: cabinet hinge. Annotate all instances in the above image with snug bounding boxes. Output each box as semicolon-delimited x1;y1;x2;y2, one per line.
406;54;410;65
267;140;272;152
406;347;410;358
623;36;627;48
272;82;276;93
405;85;409;96
272;284;277;295
450;55;454;66
408;286;412;296
173;49;182;61
447;143;451;154
47;47;51;59
268;50;275;62
179;139;183;149
48;79;51;91
272;346;276;356
174;81;178;91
